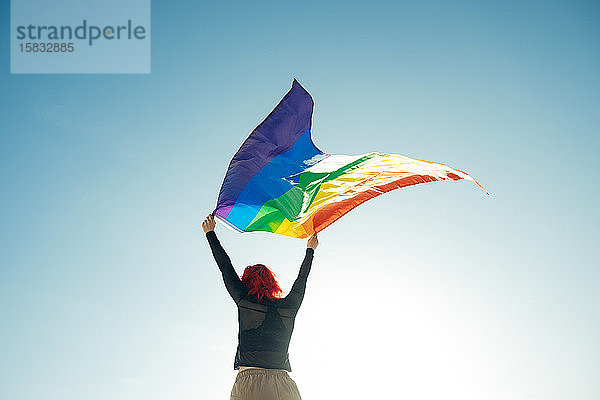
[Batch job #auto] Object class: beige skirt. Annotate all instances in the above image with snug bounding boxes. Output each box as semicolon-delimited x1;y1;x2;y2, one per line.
230;368;302;400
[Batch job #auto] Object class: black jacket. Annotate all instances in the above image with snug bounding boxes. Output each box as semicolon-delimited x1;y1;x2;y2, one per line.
206;231;314;371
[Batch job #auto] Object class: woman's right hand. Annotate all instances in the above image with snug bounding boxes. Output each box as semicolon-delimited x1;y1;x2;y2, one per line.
307;234;318;250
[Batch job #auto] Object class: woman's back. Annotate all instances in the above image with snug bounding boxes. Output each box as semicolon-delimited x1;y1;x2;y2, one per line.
202;214;318;400
205;230;314;371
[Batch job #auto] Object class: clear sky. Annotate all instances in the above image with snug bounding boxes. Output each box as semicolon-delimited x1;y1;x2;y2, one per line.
1;1;599;399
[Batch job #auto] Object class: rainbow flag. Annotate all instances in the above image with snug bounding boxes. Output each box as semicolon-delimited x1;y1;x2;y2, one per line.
214;80;485;238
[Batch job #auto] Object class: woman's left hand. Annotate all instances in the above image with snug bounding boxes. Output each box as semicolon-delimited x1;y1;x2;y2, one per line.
202;214;216;233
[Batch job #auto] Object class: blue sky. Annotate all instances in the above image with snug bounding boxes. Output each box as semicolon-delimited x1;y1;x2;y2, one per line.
1;1;599;399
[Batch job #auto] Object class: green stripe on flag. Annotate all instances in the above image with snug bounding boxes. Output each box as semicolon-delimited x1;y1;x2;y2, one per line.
245;153;380;232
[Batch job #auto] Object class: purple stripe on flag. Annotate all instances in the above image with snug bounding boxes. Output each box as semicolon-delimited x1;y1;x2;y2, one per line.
214;79;314;218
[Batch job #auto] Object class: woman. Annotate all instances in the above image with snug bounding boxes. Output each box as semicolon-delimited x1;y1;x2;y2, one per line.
202;214;318;400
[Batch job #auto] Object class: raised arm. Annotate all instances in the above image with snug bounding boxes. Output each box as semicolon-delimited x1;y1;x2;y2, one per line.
285;234;318;307
203;215;247;303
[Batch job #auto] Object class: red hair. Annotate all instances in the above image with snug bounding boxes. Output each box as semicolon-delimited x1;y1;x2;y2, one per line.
241;264;283;301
